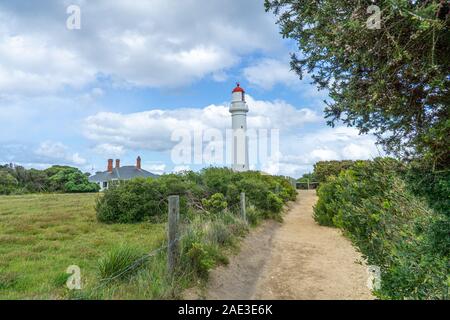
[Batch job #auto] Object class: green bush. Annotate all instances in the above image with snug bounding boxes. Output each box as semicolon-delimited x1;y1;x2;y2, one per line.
96;168;296;223
202;193;227;214
313;158;449;300
96;175;192;223
403;161;450;216
313;160;357;183
186;242;221;277
179;221;229;279
313;176;339;226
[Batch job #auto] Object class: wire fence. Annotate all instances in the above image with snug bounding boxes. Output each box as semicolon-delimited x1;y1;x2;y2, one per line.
88;193;248;294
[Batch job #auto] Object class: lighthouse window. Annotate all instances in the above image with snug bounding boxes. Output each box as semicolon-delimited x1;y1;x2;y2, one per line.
241;126;243;129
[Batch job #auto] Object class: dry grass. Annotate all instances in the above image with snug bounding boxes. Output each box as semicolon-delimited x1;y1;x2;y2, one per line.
0;193;165;299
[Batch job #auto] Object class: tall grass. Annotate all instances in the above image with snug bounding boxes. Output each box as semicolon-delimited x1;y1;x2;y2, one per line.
97;245;146;281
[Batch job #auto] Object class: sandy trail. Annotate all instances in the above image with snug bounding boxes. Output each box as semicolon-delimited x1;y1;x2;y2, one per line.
200;190;373;300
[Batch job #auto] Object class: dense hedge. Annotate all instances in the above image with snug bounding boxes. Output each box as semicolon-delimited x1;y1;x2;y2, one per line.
96;168;296;223
313;158;449;299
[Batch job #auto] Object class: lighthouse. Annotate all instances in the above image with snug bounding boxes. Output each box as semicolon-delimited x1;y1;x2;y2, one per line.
229;83;249;171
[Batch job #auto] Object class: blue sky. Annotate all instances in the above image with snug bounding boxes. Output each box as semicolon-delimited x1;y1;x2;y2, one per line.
0;0;380;178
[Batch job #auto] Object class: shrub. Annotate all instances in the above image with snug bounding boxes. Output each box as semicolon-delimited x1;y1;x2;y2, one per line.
202;193;227;214
313;176;339;226
96;168;296;223
266;192;284;213
313;158;449;300
313;160;356;183
96;176;191;223
191;244;227;278
403;161;450;216
98;245;146;281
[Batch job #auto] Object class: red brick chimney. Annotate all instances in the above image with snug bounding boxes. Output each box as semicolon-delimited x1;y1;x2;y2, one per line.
136;156;141;170
115;159;120;168
107;159;113;172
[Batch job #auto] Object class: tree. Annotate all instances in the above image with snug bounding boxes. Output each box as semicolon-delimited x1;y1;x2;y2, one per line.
45;166;99;193
265;0;450;168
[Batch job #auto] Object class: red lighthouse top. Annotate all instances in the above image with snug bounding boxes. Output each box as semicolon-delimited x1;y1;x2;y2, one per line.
232;83;245;93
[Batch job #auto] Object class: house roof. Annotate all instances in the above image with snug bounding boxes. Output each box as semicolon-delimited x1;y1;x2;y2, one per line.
89;166;158;182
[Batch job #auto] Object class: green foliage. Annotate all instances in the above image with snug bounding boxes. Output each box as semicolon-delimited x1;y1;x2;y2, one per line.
96;175;192;223
45;166;99;193
313;176;339;226
202;193;228;214
186;242;220;277
403;161;450;216
0;163;99;194
97;245;146;281
96;168;296;223
297;172;317;183
265;0;450;168
313;160;357;184
0;171;18;194
313;158;449;299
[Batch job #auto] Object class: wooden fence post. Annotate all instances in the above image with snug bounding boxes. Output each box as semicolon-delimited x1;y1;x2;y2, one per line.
240;192;247;222
167;195;180;275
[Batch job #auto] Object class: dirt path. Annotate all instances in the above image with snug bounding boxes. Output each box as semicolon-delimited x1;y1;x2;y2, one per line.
199;190;374;300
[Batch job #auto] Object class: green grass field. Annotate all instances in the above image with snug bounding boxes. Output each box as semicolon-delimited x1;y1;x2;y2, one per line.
0;193;165;299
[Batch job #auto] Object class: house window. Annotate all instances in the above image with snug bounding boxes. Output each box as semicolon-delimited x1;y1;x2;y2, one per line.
103;181;108;188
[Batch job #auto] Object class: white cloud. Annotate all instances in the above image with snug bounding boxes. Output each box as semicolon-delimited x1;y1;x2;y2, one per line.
83;95;321;152
243;58;329;105
0;1;283;94
144;163;166;175
0;35;95;95
35;141;87;165
243;58;299;90
274;127;382;177
93;143;125;157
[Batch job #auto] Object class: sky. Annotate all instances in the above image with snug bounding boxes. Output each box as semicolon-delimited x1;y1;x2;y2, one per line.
0;0;381;178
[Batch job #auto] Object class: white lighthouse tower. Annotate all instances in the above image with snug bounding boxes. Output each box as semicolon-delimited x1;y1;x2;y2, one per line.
229;83;249;171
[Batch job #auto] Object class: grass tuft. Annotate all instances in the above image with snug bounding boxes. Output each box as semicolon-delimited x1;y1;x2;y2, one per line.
97;245;146;281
